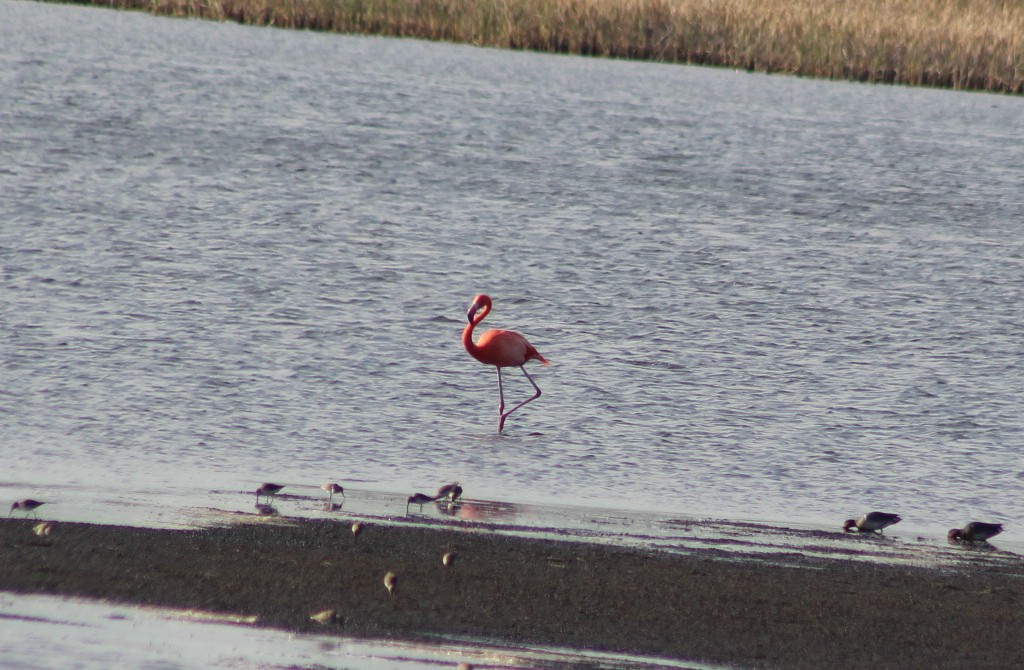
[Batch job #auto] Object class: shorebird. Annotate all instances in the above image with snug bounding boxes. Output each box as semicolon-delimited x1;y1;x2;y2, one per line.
948;522;1004;543
436;482;463;502
255;483;284;504
321;482;345;502
9;499;45;518
842;511;902;533
351;521;364;542
442;550;458;568
33;521;55;539
383;571;397;598
406;493;436;514
310;609;342;624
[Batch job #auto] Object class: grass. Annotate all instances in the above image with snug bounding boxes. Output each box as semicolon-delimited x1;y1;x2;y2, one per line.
62;0;1024;93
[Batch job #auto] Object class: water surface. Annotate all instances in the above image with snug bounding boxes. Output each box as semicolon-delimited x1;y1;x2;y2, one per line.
2;0;1023;545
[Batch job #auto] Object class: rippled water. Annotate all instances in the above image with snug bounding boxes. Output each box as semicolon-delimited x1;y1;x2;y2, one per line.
3;0;1024;547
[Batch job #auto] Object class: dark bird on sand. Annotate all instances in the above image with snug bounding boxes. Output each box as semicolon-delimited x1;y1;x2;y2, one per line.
843;512;902;533
255;483;284;504
310;609;342;624
383;571;397;598
406;493;436;514
321;482;345;502
948;522;1004;543
436;482;463;502
9;499;46;518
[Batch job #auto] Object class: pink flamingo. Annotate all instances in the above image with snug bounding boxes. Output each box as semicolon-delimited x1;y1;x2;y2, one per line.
463;294;550;433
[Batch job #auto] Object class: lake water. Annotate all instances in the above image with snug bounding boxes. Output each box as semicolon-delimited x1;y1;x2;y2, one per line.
3;0;1024;540
2;0;1024;663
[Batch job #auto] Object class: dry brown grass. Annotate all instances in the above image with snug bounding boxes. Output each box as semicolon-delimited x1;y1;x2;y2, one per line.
70;0;1024;92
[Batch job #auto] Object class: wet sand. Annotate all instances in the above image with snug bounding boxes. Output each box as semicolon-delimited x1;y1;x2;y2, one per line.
2;515;1022;669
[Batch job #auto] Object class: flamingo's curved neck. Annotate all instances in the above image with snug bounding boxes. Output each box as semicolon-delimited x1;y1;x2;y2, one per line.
462;299;491;360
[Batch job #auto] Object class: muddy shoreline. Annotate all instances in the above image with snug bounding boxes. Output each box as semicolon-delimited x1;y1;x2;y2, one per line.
2;516;1022;669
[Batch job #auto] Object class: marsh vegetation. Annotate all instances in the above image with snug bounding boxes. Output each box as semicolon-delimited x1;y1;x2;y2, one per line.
63;0;1024;93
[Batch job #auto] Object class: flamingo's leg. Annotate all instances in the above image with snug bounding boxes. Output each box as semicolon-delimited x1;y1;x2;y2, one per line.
498;365;542;432
496;367;506;415
496;367;507;433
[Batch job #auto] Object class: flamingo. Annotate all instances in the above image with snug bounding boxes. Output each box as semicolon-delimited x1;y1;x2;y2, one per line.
463;294;550;433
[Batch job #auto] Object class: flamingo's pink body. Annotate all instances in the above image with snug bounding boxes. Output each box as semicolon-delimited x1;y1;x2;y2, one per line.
463;294;549;433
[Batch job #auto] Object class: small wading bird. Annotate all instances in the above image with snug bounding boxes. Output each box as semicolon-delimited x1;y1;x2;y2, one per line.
436;482;462;502
9;499;46;518
843;511;902;534
463;294;550;434
321;482;345;502
407;493;436;514
310;609;342;625
255;483;284;504
33;522;55;542
948;521;1004;543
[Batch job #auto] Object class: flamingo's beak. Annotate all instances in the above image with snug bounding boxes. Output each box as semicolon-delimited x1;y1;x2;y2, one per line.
466;302;478;323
